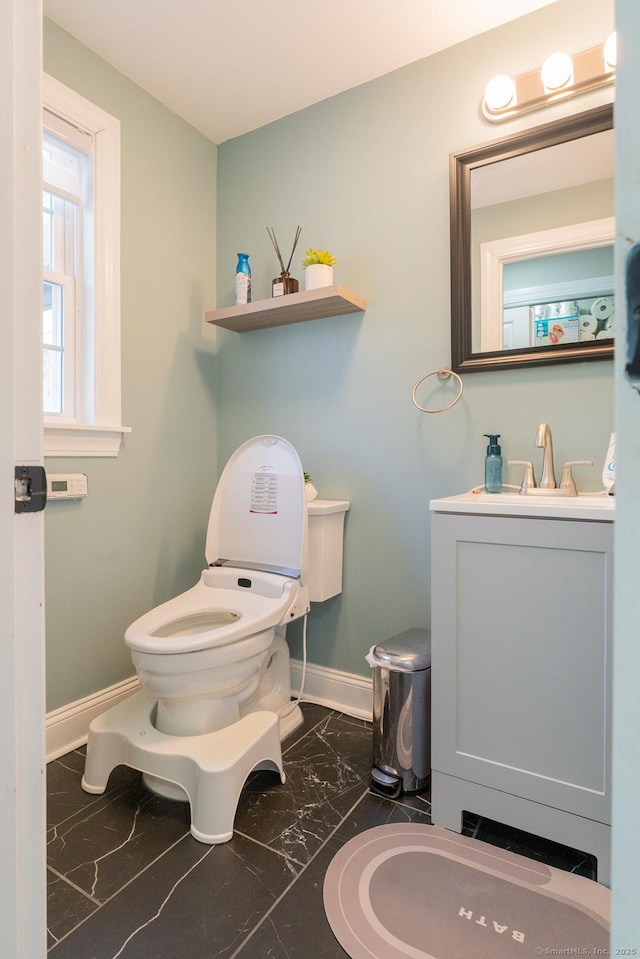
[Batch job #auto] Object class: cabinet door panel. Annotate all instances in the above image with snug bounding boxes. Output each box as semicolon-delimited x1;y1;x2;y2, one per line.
431;512;612;823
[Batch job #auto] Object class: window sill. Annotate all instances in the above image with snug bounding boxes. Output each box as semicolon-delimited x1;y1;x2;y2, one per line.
44;423;131;458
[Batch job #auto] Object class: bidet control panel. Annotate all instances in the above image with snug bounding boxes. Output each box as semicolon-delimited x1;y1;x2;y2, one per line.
47;473;88;500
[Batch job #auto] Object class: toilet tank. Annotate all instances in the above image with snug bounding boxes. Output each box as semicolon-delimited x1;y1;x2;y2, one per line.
306;499;350;602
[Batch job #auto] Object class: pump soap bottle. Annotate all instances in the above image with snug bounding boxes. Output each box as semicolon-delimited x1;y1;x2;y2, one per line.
484;434;503;493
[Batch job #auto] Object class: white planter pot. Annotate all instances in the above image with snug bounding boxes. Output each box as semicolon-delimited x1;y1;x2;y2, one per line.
304;263;333;291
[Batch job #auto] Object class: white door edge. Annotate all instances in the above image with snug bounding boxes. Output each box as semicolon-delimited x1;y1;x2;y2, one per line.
0;1;47;956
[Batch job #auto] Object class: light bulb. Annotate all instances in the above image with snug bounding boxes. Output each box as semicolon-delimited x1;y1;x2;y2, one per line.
484;75;517;112
541;52;574;92
604;32;617;71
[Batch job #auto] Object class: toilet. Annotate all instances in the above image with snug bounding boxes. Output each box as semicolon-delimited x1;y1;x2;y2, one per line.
81;435;349;844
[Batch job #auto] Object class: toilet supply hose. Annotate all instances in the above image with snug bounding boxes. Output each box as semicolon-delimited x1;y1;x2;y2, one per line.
281;612;308;718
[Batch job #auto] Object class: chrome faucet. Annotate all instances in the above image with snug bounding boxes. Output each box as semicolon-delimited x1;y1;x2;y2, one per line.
534;422;557;489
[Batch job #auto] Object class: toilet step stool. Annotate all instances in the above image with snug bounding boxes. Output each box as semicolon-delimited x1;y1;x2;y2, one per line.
81;688;285;844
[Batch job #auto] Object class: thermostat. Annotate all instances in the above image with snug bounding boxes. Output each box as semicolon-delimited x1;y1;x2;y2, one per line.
47;473;88;500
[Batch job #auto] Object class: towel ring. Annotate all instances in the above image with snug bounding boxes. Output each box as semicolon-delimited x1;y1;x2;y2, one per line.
412;368;464;413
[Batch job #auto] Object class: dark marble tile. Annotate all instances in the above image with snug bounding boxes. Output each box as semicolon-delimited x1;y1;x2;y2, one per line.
462;812;598;880
47;753;102;829
52;749;86;775
331;711;372;732
388;786;432;819
234;711;373;864
49;831;300;959
48;779;191;903
47;868;98;950
234;787;432;958
332;788;432;843
47;752;140;829
281;702;339;752
234;841;350;959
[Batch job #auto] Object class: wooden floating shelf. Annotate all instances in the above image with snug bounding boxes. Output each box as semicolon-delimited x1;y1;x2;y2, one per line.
205;284;366;333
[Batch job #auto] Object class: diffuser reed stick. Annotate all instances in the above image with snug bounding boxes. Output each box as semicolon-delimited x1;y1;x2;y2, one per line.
267;226;302;297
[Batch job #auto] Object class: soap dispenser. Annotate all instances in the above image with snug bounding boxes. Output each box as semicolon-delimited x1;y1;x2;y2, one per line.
484;434;503;493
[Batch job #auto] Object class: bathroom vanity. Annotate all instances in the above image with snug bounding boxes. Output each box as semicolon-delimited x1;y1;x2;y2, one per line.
429;491;614;885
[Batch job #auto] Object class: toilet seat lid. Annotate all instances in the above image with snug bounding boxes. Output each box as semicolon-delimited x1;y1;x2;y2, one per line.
205;435;307;580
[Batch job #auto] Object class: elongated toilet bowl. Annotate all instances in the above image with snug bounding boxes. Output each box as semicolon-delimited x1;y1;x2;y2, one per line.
125;566;305;738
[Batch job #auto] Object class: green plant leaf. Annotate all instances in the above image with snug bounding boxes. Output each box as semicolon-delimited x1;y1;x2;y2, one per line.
301;247;337;267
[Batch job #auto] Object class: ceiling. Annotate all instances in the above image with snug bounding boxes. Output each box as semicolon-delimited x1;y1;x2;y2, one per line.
43;0;560;145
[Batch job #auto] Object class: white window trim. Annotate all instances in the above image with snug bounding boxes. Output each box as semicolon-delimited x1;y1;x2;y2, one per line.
479;216;615;352
43;74;130;457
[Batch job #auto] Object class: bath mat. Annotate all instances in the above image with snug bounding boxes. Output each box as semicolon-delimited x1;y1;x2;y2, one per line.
323;823;609;959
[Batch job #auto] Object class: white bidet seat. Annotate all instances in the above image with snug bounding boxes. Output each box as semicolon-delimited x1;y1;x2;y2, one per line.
126;566;306;738
82;435;310;842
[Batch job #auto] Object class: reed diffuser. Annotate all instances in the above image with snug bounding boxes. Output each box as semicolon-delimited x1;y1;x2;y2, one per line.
267;226;302;297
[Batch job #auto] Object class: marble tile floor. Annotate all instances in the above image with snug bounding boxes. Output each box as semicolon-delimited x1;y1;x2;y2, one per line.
47;702;596;958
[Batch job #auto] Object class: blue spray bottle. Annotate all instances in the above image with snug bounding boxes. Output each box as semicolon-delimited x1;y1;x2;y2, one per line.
484;434;503;493
235;253;251;305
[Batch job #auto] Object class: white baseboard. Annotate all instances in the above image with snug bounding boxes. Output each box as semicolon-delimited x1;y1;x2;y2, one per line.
46;676;140;762
290;659;373;721
45;661;372;763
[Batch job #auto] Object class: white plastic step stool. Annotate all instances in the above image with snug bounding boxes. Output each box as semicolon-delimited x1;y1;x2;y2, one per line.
81;688;285;844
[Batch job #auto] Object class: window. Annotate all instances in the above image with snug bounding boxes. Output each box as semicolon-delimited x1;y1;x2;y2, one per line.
42;75;129;456
42;121;84;418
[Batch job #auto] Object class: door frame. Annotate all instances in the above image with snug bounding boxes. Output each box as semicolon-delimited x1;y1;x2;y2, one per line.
0;0;47;955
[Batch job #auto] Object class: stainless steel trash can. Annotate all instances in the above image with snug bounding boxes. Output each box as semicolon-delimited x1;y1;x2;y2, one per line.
370;628;431;798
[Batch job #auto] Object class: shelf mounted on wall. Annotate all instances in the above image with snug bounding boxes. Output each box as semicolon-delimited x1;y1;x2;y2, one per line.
205;285;366;333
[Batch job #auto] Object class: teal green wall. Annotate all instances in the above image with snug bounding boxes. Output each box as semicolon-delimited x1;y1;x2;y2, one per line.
43;0;616;710
216;0;615;675
43;20;218;711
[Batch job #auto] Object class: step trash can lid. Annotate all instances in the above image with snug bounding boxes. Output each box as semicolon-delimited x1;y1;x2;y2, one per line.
371;627;431;671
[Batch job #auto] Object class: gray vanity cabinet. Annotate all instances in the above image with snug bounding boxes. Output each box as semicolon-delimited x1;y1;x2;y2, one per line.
430;508;613;884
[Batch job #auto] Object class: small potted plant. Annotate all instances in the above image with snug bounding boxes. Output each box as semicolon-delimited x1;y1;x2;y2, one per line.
304;471;318;502
302;248;337;291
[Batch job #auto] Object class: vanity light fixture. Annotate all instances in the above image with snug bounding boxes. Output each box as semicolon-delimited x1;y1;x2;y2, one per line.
482;36;615;122
483;74;517;112
603;31;617;71
540;52;574;93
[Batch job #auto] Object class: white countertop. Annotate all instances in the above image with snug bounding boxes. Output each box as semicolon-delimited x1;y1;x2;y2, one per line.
430;490;615;522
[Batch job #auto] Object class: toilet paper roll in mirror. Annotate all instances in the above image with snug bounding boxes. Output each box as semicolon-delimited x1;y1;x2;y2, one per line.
592;296;614;321
580;315;598;338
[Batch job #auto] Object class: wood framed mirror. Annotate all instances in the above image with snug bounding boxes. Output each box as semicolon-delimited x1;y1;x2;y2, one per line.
450;104;614;373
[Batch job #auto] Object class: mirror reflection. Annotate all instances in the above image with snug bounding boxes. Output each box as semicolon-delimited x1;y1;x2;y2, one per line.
502;244;614;350
450;104;614;372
